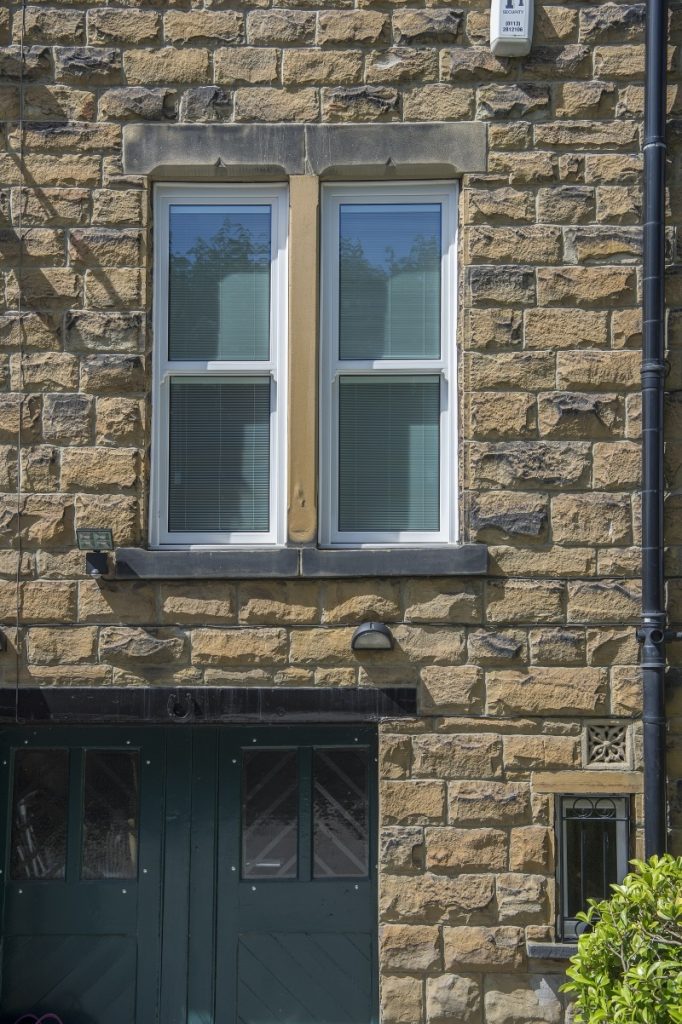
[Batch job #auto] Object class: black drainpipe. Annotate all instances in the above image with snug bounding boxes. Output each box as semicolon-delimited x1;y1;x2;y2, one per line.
639;0;669;857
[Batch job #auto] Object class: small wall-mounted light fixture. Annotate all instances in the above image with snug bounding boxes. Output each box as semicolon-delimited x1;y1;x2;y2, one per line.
76;527;114;578
351;622;394;651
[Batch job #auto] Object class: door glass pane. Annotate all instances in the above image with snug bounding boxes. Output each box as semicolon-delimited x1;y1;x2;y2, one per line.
10;748;68;880
82;750;139;880
169;205;271;361
338;376;440;532
314;748;369;878
339;203;441;360
169;376;271;533
242;750;298;879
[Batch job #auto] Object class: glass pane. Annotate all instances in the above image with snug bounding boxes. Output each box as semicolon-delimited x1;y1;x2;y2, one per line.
314;748;369;878
82;750;139;880
339;203;441;360
338;376;440;533
565;817;618;919
169;376;270;533
169;205;271;361
10;749;68;880
242;750;298;879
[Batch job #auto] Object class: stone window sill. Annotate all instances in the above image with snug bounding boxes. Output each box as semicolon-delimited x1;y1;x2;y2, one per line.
526;942;578;960
113;545;488;580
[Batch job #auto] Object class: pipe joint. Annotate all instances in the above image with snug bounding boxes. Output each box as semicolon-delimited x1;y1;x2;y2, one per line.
637;623;667;666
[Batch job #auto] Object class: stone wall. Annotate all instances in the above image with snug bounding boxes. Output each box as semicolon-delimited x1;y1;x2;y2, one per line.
1;0;681;1021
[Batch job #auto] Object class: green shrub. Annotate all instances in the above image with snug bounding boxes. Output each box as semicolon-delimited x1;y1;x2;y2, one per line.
562;854;682;1024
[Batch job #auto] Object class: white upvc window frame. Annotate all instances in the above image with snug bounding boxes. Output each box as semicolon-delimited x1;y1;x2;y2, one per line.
319;181;459;548
151;183;288;549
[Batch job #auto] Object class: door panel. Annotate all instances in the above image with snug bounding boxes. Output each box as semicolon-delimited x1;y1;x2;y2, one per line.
0;726;377;1024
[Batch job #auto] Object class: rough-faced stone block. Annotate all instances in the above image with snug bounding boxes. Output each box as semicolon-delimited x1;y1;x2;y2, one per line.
412;734;502;780
420;666;484;715
381;975;423;1024
484;975;562;1024
426;974;481;1023
551;492;632;545
425;827;508;872
381;780;446;825
380;924;441;973
486;668;608;716
192;627;288;666
486;579;564;624
448;781;530;825
443;927;525;971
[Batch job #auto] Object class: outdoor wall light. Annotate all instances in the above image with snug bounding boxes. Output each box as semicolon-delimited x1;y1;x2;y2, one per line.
76;527;114;578
351;622;394;651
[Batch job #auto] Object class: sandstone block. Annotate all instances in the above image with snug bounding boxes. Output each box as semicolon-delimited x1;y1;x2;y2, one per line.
380;736;411;780
537;392;623;438
100;626;187;666
99;86;177;122
403;580;482;625
425;827;508;872
43;393;92;445
192;627;288;666
381;976;423;1024
282;48;362;85
597;186;641;225
426;974;481;1023
486;668;607;716
586;626;639;666
611;308;642;348
76;493;140;547
564;225;641;264
247;10;315;45
16;6;85;44
66;312;144;353
537;267;636;307
496;873;547;922
88;9;160;45
366;46;438;83
441;46;509;80
160;582;236;624
322;85;399;121
393;10;461;44
391;625;466;665
288;627;354;664
78;579;155;623
80;355;145;394
319;10;387;43
579;4;645;43
556;81;615;118
61;447;138;491
468;441;591;489
477;84;549;120
611;665;642;715
413;734;502;780
12;187;90;227
404;83;473;120
55;46;121;84
85;269;144;310
381;826;424;874
521;43;590;77
214;48;279;84
21;580;76;623
239;581;319;624
467;628;527;665
528;627;585;666
509;826;554;872
0;46;51;82
11;267;81;306
470;492;547;543
0;493;74;548
420;666;484;715
488;151;556;184
21;445;57;492
124;47;210;85
486;579;564;623
486;545;598;577
24;84;94;121
95;397;144;446
585;154;642;185
380;924;441;973
462;189;533;226
234;88;319;122
180;87;233;123
381;872;495;924
593;43;646;78
537;185;596;224
448;781;530;825
556;350;640;390
484;975;562;1024
465;265;535;306
443;927;524;971
19;353;79;392
381;780;445;825
27;626;97;665
464;352;554;390
164;11;242;44
321;580;400;624
552;492;632;545
69;228;144;267
503;735;580;771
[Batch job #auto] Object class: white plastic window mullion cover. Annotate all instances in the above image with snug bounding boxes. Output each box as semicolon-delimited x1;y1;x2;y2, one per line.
151;184;287;548
320;182;458;547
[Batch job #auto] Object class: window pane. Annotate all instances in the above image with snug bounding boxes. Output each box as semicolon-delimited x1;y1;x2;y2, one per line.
338;376;440;532
339;203;441;360
169;205;271;361
314;749;369;879
82;750;139;880
10;749;68;880
242;750;298;879
169;377;270;533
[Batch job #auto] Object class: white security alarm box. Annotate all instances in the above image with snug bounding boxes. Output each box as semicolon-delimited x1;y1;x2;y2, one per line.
490;0;534;56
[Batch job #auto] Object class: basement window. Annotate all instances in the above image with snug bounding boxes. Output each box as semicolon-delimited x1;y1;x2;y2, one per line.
557;795;630;942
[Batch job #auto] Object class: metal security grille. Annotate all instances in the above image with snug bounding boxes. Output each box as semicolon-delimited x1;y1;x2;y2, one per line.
557;795;630;941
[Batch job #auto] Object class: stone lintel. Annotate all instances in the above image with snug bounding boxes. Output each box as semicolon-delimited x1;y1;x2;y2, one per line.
122;122;487;178
531;769;643;794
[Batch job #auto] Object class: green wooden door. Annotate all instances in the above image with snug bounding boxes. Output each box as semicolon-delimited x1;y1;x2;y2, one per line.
0;725;377;1024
